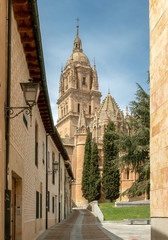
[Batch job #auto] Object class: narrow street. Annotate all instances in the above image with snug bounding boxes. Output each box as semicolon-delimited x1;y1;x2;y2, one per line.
37;209;121;240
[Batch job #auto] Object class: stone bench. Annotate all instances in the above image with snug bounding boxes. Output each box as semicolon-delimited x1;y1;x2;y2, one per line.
115;201;150;208
125;219;151;225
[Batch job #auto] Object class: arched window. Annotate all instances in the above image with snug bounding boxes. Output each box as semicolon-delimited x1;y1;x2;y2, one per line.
78;103;80;113
126;168;129;180
82;75;86;85
89;105;91;115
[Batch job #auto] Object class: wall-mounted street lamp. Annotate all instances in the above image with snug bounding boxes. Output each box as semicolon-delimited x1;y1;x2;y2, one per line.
71;178;76;183
65;160;71;169
5;78;40;125
48;161;59;174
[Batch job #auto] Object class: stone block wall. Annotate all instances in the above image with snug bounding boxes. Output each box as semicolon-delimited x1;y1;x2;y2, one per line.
7;8;69;240
0;0;7;239
9;13;48;240
150;0;168;239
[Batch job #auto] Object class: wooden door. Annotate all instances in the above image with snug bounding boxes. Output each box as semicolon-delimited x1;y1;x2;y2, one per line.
12;177;16;240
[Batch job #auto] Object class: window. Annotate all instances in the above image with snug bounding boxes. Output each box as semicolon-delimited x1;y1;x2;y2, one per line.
89;105;91;115
52;152;55;185
42;142;45;164
82;75;86;85
126;168;129;180
36;191;39;219
48;191;50;212
52;197;54;213
40;193;42;218
35;123;38;167
78;103;80;113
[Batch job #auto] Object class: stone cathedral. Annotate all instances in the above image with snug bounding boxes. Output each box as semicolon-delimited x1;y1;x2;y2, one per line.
57;26;138;207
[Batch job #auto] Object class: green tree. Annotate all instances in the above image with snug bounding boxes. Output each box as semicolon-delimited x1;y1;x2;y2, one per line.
119;83;150;198
82;133;92;200
88;142;101;202
102;122;120;201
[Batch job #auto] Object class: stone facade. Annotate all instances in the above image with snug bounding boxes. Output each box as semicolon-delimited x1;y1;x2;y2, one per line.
150;1;168;239
57;27;139;207
0;0;7;239
0;1;74;239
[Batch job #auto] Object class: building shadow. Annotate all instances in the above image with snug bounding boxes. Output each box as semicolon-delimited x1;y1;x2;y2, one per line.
151;228;168;240
95;219;123;240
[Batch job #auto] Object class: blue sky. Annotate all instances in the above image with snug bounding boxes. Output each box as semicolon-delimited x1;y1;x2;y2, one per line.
37;0;149;124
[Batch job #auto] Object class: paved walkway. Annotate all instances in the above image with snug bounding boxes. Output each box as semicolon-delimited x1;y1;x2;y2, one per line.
37;209;150;240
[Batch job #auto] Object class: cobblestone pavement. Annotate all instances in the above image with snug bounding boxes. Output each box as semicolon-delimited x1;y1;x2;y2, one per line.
37;209;119;240
37;209;150;240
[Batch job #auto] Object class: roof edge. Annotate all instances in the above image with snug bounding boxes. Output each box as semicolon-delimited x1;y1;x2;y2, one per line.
28;0;71;170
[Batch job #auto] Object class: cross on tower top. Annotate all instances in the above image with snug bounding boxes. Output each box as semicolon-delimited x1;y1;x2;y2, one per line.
76;17;80;27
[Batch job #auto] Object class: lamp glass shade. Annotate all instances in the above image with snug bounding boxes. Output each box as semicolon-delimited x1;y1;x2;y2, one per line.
20;82;40;107
53;161;59;171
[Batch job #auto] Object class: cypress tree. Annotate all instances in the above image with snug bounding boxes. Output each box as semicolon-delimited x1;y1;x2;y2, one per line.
82;133;92;200
119;83;150;198
102;122;120;201
88;142;101;202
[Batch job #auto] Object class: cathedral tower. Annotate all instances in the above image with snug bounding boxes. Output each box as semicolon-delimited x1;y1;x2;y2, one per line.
57;25;101;139
57;25;101;207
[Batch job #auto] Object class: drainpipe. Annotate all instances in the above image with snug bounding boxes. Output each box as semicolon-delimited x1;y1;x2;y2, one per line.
5;0;12;239
70;181;72;212
58;153;60;222
45;134;50;229
64;169;66;219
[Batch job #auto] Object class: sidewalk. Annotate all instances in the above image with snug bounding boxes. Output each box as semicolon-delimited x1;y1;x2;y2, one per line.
37;209;151;240
100;221;150;240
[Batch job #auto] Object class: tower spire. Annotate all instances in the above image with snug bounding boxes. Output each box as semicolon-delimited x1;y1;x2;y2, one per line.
73;18;82;53
76;17;79;37
76;109;87;134
94;57;96;70
92;58;99;91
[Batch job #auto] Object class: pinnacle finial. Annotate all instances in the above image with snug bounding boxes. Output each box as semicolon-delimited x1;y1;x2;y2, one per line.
126;106;129;116
108;88;110;94
76;17;80;37
94;57;97;71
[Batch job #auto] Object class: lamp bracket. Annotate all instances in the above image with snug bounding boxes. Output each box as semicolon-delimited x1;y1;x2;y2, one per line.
5;106;33;119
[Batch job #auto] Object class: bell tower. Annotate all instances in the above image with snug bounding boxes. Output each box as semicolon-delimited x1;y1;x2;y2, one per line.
57;26;101;139
56;25;101;207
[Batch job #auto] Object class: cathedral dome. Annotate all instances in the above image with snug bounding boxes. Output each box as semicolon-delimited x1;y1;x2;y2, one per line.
65;25;90;67
66;52;90;67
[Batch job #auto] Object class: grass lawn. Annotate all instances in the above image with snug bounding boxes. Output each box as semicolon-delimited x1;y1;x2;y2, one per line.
99;202;150;221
